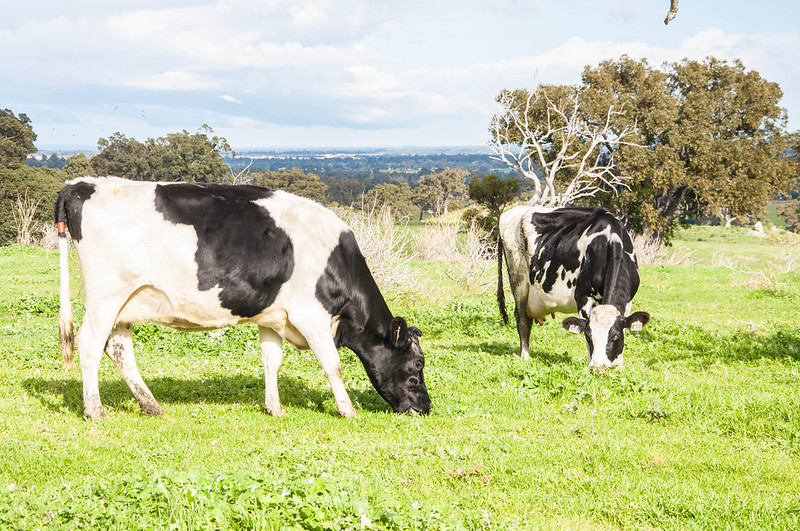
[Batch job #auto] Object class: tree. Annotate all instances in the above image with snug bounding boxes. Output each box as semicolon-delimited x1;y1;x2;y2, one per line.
325;177;366;206
492;56;795;243
412;168;469;220
90;132;150;179
91;126;232;182
254;167;327;203
63;153;92;178
489;84;639;208
588;57;792;241
0;109;37;169
358;182;414;220
466;173;520;236
777;132;800;232
156;125;232;182
0;166;63;245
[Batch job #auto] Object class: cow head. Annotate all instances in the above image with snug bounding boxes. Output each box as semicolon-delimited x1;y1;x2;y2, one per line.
365;317;432;415
562;306;650;371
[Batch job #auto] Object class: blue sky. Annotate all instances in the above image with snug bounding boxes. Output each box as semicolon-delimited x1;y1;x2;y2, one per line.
3;1;799;150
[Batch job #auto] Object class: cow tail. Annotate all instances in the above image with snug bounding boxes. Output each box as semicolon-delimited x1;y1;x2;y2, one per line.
55;190;75;369
497;234;509;325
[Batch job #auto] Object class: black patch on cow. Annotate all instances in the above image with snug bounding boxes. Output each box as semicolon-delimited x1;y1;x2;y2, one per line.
55;181;96;242
154;183;294;318
315;231;394;348
528;207;639;315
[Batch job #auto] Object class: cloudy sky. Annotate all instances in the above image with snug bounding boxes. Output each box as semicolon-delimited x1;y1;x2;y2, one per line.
3;1;799;150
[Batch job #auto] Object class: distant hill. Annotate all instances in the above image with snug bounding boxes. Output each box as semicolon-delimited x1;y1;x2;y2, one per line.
29;145;514;183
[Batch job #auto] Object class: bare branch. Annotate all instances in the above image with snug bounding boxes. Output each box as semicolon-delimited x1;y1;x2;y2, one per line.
664;0;679;24
489;87;641;208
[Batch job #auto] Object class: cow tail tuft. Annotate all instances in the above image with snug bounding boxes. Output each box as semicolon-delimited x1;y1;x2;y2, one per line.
497;234;509;325
55;190;75;369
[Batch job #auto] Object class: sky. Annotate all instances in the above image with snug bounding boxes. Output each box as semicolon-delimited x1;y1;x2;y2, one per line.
3;0;799;151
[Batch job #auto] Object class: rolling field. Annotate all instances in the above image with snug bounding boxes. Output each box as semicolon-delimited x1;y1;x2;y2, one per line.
0;225;799;529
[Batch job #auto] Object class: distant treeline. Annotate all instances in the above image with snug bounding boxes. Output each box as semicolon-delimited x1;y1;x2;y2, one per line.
29;151;513;184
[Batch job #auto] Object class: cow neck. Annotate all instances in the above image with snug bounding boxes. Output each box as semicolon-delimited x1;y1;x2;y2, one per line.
316;231;394;357
596;234;638;314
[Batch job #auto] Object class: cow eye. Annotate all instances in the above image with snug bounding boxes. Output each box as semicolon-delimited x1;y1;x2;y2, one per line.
414;360;423;371
611;334;620;342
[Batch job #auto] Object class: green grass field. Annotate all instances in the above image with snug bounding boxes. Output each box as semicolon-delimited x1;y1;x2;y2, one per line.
1;225;799;529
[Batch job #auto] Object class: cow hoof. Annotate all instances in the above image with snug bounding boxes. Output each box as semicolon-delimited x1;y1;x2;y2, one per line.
340;408;359;419
159;412;174;422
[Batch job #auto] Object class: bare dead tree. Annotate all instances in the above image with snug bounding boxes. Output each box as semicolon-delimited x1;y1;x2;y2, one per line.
664;0;679;24
12;191;41;245
227;158;254;185
489;88;640;207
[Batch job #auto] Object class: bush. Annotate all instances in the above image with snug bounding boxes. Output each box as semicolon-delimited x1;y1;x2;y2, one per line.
0;166;64;245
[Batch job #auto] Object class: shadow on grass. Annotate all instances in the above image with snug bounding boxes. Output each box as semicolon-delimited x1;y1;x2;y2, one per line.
455;340;574;364
22;374;392;419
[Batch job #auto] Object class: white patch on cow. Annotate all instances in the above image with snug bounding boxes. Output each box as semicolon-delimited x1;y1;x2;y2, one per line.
587;305;620;370
253;191;348;341
72;178;236;330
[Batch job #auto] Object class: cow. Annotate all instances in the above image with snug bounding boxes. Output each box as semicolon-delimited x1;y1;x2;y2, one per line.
497;205;650;371
55;176;432;419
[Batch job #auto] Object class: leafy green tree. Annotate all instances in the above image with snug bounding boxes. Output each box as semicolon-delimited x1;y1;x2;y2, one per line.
583;56;792;241
0;109;37;169
254;167;327;203
63;153;92;178
0;166;63;245
359;182;414;220
325;177;366;206
91;126;231;182
466;174;520;236
493;56;794;242
776;132;800;232
156;125;232;182
413;168;469;220
778;200;800;233
90;133;150;179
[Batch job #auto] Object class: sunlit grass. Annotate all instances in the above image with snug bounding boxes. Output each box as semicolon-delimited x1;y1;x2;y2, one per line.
1;226;799;529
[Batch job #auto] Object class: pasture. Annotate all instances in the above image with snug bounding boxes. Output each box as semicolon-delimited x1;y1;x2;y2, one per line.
1;225;799;529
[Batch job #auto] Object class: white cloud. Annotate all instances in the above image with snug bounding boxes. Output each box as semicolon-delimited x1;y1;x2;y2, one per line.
2;1;799;148
219;95;243;104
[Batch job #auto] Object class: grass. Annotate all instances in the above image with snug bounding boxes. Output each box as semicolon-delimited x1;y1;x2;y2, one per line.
1;225;799;529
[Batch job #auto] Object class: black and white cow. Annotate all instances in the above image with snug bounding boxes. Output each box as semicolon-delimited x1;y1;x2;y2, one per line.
55;177;432;419
497;205;650;370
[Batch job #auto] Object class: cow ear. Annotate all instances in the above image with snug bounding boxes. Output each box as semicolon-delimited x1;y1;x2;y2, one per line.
624;311;650;332
562;317;587;335
390;317;410;348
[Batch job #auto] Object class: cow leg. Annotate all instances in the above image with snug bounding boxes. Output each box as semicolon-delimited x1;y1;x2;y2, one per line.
105;323;165;417
76;306;119;419
259;327;286;417
291;305;357;418
513;304;533;360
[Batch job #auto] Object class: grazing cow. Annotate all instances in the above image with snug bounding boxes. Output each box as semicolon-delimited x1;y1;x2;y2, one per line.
497;205;650;370
55;177;432;419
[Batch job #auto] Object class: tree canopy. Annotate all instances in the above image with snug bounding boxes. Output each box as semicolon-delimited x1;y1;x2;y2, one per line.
0;109;37;169
91;125;232;182
491;56;796;241
253;167;327;203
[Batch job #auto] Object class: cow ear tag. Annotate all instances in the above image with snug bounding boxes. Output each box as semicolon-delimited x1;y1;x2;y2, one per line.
630;322;643;332
569;324;582;334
